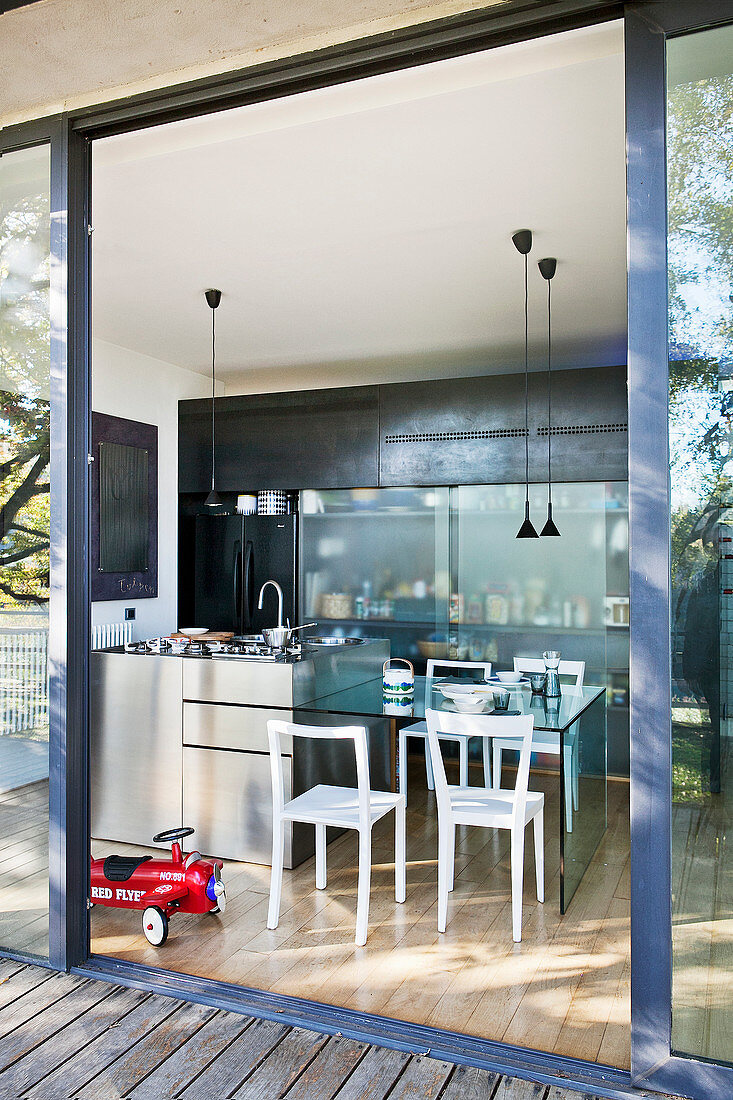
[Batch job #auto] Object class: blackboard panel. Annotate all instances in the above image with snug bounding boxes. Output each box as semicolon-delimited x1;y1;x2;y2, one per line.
91;412;158;601
99;442;149;573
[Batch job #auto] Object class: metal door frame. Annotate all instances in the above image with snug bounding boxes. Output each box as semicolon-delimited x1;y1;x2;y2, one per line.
0;114;90;970
4;1;732;1096
626;2;733;1095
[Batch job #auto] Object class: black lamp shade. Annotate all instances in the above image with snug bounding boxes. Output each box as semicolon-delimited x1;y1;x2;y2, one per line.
516;500;539;539
204;489;222;507
540;501;561;537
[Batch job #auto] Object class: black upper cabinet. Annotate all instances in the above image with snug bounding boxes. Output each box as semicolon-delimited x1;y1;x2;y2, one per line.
179;386;380;492
379;365;628;485
178;366;628;492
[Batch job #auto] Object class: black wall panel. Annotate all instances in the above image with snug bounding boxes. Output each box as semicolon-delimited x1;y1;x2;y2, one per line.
179;386;380;492
178;366;627;492
378;365;628;485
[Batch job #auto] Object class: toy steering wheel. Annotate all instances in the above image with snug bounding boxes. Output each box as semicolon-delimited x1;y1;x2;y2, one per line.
152;826;195;844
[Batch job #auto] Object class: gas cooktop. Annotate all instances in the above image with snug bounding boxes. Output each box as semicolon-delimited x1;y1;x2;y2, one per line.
123;638;302;661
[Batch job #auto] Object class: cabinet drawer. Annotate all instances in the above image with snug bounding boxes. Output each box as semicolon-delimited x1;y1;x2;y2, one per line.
183;703;293;753
183;745;294;865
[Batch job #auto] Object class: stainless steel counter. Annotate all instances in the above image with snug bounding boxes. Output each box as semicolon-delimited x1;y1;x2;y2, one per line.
91;639;389;866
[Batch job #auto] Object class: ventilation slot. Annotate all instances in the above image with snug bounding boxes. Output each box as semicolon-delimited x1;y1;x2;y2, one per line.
385;428;528;444
537;422;627;437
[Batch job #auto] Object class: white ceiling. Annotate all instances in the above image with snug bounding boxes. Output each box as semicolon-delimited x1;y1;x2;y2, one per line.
91;21;627;394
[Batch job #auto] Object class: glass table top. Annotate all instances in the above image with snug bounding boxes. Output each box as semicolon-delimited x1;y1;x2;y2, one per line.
297;676;605;731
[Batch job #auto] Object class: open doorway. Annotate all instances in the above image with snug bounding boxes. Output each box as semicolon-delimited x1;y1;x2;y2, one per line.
87;20;630;1068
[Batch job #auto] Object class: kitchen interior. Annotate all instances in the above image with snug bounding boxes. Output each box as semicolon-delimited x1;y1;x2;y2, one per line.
88;20;631;1068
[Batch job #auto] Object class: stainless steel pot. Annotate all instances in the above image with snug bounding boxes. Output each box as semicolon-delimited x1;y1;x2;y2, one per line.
262;622;317;649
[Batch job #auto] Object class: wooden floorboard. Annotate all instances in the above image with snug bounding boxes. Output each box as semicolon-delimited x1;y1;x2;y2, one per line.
90;767;632;1068
0;961;683;1100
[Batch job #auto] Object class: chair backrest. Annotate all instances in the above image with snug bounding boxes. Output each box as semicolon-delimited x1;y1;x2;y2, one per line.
425;709;534;826
267;720;371;831
426;658;492;680
513;656;585;687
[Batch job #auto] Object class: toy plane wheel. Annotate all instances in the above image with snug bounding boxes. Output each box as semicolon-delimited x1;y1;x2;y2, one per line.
142;906;169;946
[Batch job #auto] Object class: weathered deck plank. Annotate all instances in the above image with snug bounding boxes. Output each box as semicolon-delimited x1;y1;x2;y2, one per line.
232;1026;328;1099
0;984;146;1096
75;999;219;1099
126;1008;250;1098
0;963;674;1100
440;1063;500;1099
0;978;113;1074
177;1017;289;1099
331;1044;411;1099
282;1035;368;1099
384;1053;454;1098
23;993;181;1097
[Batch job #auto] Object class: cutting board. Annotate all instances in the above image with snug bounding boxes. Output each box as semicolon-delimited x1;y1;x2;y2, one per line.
170;631;235;641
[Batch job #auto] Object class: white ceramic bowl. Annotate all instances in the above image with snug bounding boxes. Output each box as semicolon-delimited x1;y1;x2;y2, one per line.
435;682;493;697
437;686;485;708
452;696;487;713
179;627;209;636
496;670;523;683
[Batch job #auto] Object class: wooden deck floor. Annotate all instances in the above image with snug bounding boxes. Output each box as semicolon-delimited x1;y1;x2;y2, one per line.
91;766;631;1069
0;958;638;1099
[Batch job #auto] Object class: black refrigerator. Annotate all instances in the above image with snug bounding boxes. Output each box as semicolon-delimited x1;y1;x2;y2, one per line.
191;514;297;634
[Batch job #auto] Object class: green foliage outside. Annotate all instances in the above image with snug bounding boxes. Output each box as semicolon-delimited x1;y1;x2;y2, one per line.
1;181;51;610
667;63;733;806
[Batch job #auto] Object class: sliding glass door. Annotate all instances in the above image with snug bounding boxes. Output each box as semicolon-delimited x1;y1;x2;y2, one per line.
0;143;52;957
666;19;733;1068
627;2;733;1095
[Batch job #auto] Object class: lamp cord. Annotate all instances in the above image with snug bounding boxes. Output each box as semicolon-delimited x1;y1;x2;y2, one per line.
524;251;529;495
210;307;216;491
547;278;552;504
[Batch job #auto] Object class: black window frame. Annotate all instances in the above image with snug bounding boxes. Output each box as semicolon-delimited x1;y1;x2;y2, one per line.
4;2;733;1097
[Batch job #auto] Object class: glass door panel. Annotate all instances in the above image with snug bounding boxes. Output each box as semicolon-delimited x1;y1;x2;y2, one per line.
667;23;733;1064
0;143;51;958
300;487;450;670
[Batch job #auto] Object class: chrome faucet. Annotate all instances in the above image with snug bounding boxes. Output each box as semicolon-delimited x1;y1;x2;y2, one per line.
258;580;284;628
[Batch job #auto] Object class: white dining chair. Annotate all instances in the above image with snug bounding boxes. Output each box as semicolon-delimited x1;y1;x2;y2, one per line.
398;659;492;801
267;719;406;946
425;709;543;942
491;658;585;833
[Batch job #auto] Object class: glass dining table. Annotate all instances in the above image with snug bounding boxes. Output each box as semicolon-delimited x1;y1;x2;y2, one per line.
295;677;607;910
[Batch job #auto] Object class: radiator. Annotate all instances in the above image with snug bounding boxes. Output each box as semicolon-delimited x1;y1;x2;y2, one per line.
92;621;134;649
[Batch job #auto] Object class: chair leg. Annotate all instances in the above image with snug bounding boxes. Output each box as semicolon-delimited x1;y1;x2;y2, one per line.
482;736;491;788
315;823;327;890
425;735;435;790
493;742;502;790
395;799;406;903
563;745;573;834
459;739;468;787
355;826;372;946
533;810;544;903
510;825;525;943
398;728;408;803
448;822;455;892
437;822;452;933
267;814;285;930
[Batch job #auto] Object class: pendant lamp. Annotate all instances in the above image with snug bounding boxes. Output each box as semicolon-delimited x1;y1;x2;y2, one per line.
513;230;539;539
204;288;222;507
538;258;560;537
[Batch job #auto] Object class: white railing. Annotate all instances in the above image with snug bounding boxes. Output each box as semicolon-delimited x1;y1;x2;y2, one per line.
0;631;48;736
92;621;133;649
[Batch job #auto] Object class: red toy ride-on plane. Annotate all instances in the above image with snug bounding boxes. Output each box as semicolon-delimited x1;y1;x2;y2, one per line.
90;827;226;946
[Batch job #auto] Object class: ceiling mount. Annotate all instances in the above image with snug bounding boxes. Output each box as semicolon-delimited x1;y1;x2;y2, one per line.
205;288;222;310
511;229;533;256
538;257;557;281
